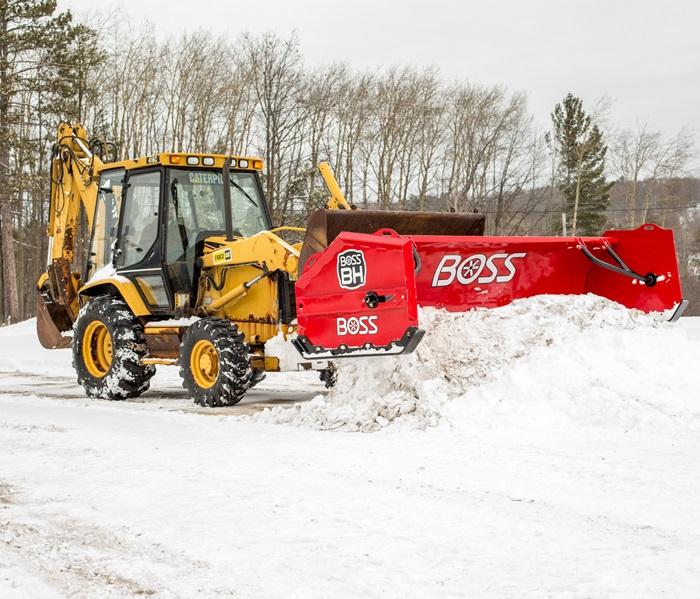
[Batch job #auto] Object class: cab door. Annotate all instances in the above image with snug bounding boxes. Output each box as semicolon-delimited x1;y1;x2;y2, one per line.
87;168;125;282
115;169;170;312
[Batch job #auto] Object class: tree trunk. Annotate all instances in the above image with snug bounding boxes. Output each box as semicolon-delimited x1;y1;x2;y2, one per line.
0;6;20;323
572;172;581;235
0;186;20;323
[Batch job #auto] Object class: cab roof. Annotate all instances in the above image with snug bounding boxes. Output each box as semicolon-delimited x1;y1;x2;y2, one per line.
99;152;264;172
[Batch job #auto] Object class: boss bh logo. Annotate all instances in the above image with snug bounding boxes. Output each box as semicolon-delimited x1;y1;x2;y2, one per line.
431;252;527;287
337;249;367;289
337;315;379;336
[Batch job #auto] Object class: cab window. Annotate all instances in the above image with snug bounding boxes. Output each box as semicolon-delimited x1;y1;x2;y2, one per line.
117;171;161;268
230;171;268;237
87;168;124;280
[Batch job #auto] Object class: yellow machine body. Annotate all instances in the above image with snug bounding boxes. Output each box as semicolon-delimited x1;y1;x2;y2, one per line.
37;123;346;374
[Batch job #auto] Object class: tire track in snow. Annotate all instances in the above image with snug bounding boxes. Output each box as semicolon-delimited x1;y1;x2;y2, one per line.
0;485;237;598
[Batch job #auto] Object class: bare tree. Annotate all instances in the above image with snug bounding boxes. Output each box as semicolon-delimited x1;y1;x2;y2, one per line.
612;126;693;226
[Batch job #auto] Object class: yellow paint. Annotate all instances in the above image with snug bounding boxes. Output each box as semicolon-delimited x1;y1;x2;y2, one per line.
190;339;219;388
40;122;266;324
142;357;178;366
80;279;152;317
199;231;299;274
205;280;252;312
270;226;306;234
107;152;264;173
82;321;112;378
144;326;185;335
318;161;351;210
251;355;280;371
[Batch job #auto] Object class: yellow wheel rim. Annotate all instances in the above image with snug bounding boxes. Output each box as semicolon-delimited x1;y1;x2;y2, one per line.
190;339;219;389
82;321;113;378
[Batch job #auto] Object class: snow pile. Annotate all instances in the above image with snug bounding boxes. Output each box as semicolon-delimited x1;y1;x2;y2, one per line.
253;295;699;432
264;331;308;371
0;319;72;376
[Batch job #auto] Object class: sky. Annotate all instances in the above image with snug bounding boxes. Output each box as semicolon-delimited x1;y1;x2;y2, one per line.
59;0;699;145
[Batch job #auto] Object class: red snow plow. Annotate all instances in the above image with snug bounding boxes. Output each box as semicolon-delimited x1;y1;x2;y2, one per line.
293;210;686;359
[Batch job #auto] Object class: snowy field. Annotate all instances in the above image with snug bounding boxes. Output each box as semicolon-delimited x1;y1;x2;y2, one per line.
0;296;699;598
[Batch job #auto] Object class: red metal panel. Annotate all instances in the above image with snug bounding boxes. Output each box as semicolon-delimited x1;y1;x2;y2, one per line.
294;223;683;355
583;224;682;313
412;224;682;313
295;231;419;354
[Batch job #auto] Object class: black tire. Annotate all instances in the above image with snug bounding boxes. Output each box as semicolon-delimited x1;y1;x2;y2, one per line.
179;318;253;407
250;368;266;388
73;296;155;400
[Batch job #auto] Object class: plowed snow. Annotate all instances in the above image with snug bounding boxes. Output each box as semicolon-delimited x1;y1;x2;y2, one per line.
254;295;698;431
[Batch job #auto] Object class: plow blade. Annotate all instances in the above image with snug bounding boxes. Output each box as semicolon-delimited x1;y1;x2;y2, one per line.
412;223;683;314
294;222;684;357
293;230;424;359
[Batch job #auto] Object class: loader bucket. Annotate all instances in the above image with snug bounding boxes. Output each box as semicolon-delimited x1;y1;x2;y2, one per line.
294;221;684;358
36;290;72;349
298;209;485;275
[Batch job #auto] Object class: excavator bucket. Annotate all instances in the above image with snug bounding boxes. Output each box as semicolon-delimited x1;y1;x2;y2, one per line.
36;291;73;349
294;217;685;358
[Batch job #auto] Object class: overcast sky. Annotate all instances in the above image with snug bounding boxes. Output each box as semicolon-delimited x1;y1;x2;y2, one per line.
59;0;699;144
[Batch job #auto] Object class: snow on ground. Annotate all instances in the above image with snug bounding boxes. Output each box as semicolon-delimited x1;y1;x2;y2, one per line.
0;300;699;597
256;295;698;433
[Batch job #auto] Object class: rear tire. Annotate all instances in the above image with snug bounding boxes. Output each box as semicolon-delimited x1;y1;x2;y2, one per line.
73;296;155;400
179;318;253;407
250;368;266;388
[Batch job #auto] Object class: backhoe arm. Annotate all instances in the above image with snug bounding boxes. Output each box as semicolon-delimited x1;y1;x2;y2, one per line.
37;123;104;347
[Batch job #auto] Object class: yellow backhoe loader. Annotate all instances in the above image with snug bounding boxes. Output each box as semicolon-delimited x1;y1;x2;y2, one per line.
37;123;685;406
38;124;341;404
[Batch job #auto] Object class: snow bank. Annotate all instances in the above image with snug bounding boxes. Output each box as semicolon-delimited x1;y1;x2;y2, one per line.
253;295;699;432
0;319;72;376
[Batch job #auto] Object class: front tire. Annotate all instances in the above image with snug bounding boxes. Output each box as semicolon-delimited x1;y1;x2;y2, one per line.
73;296;155;400
179;318;253;407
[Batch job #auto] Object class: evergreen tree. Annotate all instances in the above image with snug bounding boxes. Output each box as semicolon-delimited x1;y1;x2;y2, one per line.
0;0;80;321
48;23;106;123
551;93;612;235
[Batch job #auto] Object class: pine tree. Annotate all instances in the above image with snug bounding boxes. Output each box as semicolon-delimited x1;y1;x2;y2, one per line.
551;93;612;235
0;0;79;322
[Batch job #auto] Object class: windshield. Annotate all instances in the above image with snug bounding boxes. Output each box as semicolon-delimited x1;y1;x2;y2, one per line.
167;169;269;242
165;168;270;280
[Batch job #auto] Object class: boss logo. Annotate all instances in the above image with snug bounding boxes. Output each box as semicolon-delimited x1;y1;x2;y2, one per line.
432;252;527;287
337;249;366;289
337;315;379;336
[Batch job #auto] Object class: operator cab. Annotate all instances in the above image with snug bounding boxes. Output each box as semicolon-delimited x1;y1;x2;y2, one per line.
86;154;271;314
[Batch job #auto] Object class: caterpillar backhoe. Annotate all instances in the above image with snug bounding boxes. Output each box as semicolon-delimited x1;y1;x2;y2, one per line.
37;123;687;406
